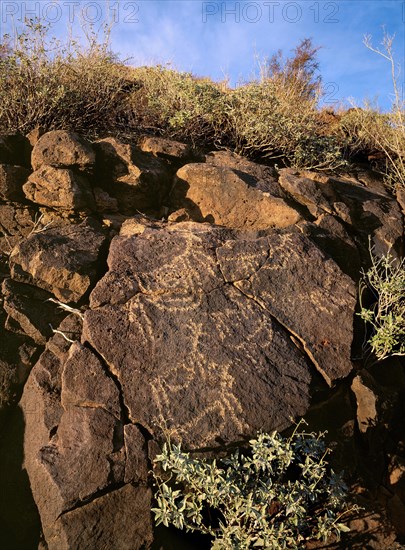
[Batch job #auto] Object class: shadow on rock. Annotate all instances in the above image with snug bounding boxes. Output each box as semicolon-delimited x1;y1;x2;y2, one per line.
0;405;41;549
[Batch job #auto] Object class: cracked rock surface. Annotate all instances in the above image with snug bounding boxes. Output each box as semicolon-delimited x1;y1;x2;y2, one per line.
23;166;96;212
9;219;108;303
21;316;152;549
172;162;302;229
82;219;355;447
219;230;357;385
1;130;403;548
19;216;359;546
93;137;171;214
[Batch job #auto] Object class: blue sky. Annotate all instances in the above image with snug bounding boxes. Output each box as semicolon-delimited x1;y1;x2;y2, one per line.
1;1;404;110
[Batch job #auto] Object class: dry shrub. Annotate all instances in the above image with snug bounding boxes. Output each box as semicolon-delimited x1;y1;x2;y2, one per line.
6;21;394;174
338;32;405;191
217;78;345;170
339;106;404;189
0;20;130;137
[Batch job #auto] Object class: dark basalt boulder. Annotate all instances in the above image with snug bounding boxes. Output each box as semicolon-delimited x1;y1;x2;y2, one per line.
23;166;95;212
31;130;95;173
0;164;31;202
83;219;356;446
21;316;152;550
9;219;108;303
93;137;171;214
172;162;302;229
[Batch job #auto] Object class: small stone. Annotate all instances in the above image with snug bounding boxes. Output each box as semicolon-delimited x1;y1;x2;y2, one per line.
389;455;405;503
140;136;193;162
168;208;193;222
93;187;118;213
26;127;46;147
351;372;378;433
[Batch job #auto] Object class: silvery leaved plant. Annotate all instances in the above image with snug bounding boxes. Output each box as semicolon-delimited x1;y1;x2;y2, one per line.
359;246;405;361
152;422;354;549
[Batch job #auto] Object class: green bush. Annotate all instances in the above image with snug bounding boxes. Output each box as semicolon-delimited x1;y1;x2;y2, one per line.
126;44;346;170
152;423;353;549
359;247;405;361
126;65;223;144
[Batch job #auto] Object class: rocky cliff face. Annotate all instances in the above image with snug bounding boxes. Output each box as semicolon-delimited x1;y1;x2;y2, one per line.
0;130;404;548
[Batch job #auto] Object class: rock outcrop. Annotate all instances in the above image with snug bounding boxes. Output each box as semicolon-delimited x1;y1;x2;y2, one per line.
23;166;95;212
172;162;302;229
31;130;95;172
9;219;107;303
0;129;403;548
0;164;31;202
94;137;170;214
21;316;153;549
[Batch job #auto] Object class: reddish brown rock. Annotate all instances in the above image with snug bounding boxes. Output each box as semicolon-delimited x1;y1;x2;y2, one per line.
45;485;152;550
0;326;36;426
299;214;361;280
31;131;95;172
279;168;333;216
82;219;355;447
2;278;67;344
139;136;193;162
9;219;107;303
94;137;170;214
219;230;356;385
39;405;125;514
351;372;379;433
124;424;149;484
279;169;403;257
0;204;37;255
26;126;46;147
21;316;151;549
61;342;121;419
23;166;95;211
397;187;405;216
172;163;301;229
167;207;193;222
93;186;119;213
205;150;285;204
